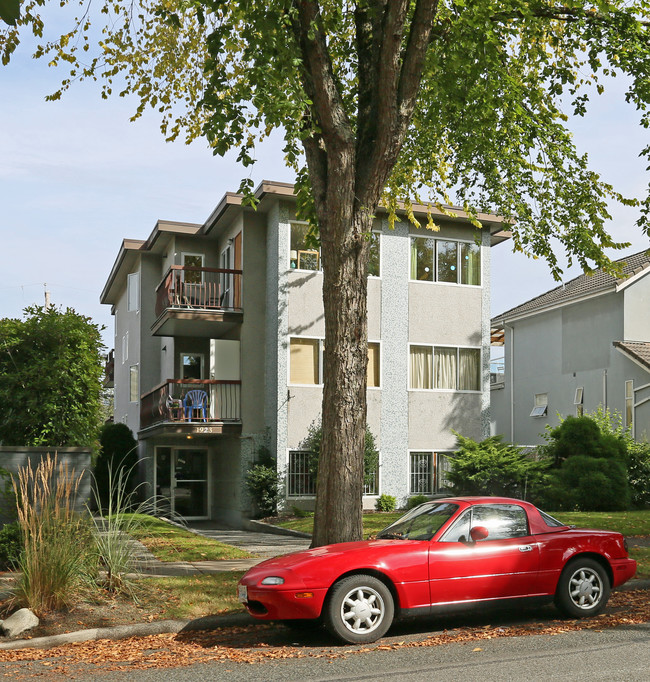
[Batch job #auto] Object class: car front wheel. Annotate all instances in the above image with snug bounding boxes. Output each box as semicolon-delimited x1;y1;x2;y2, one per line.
324;574;394;644
555;558;610;618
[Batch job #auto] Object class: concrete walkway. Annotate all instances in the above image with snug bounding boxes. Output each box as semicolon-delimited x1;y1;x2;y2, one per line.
133;522;312;577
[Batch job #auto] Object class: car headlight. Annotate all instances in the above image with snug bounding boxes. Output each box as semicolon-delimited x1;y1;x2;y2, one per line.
261;576;285;585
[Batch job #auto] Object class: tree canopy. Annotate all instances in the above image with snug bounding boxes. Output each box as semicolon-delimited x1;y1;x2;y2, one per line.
4;1;650;544
0;306;105;448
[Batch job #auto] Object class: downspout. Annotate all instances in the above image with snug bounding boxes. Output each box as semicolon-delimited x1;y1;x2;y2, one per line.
505;322;514;443
602;369;608;411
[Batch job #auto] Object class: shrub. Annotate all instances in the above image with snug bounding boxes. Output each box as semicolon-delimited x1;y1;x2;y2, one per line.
448;433;548;499
246;464;280;518
547;455;631;511
375;494;397;512
407;495;429;510
0;523;22;571
626;442;650;509
543;415;627;465
94;423;139;511
12;455;97;614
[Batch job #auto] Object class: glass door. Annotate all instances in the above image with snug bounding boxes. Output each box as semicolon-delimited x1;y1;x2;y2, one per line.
154;447;209;519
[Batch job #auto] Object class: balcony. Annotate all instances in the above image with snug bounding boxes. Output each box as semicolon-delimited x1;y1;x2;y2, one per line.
152;266;243;337
139;379;242;438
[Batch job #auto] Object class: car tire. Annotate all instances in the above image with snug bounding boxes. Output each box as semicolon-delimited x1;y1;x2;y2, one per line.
554;558;611;618
324;574;394;644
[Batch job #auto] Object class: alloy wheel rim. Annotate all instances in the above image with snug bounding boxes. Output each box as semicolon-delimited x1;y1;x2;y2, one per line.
569;567;603;609
340;586;385;634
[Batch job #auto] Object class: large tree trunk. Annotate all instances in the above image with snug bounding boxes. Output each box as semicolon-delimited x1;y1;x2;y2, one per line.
311;204;373;547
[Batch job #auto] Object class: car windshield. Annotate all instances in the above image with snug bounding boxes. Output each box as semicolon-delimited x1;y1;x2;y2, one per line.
376;502;459;541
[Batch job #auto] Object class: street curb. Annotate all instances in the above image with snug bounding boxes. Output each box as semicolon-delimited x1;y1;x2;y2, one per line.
1;579;647;652
0;612;255;651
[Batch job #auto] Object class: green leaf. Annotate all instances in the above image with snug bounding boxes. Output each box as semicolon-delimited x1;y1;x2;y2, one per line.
0;0;20;26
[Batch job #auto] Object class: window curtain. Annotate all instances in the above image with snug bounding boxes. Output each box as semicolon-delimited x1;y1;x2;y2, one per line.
434;347;457;389
367;343;380;387
459;348;480;390
410;346;432;389
290;338;319;384
410;238;419;280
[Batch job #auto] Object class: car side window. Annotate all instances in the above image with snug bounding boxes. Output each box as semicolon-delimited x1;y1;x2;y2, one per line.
471;504;529;540
439;510;471;543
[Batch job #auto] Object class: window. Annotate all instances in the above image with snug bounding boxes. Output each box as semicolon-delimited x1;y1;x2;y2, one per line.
290;223;320;271
574;387;584;417
290;338;321;384
368;232;381;277
122;332;128;363
367;342;381;388
530;393;548;417
181;353;203;380
409;451;453;496
290;337;379;387
471;504;529;540
625;380;634;429
409;345;481;391
129;365;139;402
182;253;204;284
410;236;481;285
288;451;315;497
410;452;434;495
127;272;139;312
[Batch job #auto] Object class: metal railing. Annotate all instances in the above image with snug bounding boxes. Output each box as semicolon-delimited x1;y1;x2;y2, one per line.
140;379;241;430
155;266;243;318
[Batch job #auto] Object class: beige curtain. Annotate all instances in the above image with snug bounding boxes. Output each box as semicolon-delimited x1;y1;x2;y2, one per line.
409;346;432;389
459;348;480;390
290;338;319;384
367;343;380;387
434;347;457;389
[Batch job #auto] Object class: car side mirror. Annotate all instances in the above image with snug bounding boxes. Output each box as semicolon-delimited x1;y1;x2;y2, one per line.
469;526;489;542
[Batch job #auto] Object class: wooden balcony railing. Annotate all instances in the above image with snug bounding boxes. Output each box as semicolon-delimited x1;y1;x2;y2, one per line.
140;379;241;431
155;266;243;318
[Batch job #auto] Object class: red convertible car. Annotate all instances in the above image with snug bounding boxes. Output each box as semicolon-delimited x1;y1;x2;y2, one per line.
238;497;637;643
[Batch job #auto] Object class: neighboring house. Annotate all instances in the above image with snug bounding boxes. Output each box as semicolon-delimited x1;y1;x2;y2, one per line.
101;180;510;526
491;250;650;446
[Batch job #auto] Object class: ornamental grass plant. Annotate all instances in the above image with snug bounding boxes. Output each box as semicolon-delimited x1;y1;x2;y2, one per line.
11;455;97;614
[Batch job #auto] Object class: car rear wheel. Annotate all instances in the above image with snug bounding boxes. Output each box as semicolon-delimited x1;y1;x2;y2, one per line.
324;574;394;644
555;558;610;618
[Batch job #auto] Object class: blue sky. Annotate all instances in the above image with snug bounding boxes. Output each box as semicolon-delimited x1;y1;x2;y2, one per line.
1;30;648;352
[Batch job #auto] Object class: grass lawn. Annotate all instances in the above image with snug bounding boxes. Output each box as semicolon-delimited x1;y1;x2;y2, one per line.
140;573;246;620
273;509;650;538
123;514;253;562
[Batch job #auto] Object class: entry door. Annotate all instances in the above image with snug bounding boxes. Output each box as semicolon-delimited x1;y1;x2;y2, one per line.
155;447;209;519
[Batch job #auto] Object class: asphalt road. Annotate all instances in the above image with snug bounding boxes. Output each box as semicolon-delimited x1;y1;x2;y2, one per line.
24;621;648;681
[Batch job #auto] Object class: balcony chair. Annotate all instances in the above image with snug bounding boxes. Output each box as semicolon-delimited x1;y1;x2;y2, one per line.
183;389;208;422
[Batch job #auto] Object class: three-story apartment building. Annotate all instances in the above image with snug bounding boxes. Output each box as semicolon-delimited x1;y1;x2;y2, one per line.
101;181;510;526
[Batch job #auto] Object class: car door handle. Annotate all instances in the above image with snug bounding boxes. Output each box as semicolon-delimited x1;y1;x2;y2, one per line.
519;545;533;552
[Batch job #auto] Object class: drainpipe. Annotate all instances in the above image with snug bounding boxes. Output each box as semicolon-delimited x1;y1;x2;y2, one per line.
505;322;514;443
602;369;608;411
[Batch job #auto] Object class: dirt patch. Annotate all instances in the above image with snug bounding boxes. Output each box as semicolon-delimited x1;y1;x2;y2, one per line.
0;579;170;642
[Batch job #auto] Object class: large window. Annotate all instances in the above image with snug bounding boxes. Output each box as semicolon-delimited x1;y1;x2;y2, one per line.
127;272;139;312
290;338;321;384
625;380;634;429
368;232;381;277
287;451;316;497
290;223;320;271
409;345;481;391
290;337;381;387
181;353;203;380
129;365;139;402
409;451;453;495
182;253;204;284
410;237;481;285
367;342;381;388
